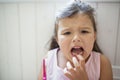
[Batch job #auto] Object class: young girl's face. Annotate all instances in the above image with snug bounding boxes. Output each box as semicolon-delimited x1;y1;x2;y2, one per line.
56;13;96;62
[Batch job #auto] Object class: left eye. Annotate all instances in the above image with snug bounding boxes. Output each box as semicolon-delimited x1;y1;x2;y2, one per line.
81;30;89;34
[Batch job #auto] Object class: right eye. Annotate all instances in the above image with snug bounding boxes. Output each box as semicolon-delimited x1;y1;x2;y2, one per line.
63;32;71;35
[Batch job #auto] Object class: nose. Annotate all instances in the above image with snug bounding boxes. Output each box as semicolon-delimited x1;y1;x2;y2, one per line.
72;33;81;42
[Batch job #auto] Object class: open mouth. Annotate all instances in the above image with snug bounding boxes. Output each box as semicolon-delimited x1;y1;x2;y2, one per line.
71;47;84;56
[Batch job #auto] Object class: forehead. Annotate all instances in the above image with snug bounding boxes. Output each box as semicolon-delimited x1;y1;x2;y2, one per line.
58;13;93;28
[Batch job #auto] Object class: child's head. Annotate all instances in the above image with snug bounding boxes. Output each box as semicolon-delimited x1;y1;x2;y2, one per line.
49;0;102;60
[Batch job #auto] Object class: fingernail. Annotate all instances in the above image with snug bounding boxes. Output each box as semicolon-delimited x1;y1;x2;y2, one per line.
72;57;79;66
77;55;84;60
63;67;67;73
67;61;72;69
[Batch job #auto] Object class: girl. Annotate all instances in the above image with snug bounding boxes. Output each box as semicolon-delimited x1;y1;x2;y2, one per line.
39;0;113;80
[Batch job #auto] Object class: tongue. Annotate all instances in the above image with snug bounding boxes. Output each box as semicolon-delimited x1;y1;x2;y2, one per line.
71;48;83;55
72;49;81;54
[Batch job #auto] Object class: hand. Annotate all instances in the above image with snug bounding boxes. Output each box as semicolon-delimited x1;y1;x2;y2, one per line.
64;55;88;80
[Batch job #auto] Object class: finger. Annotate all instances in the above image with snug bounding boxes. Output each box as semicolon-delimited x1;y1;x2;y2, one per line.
66;61;73;69
77;55;85;68
64;67;73;80
63;67;68;73
66;61;75;74
72;57;79;67
64;67;73;75
64;72;73;80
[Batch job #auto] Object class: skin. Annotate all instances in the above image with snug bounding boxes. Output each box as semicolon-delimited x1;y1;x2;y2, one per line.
100;54;113;80
57;13;96;63
56;13;96;80
38;13;113;80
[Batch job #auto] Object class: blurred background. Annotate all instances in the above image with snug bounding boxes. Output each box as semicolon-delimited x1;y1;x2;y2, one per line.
0;0;120;80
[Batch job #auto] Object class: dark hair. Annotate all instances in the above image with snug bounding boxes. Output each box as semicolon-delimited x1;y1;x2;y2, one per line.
49;0;102;53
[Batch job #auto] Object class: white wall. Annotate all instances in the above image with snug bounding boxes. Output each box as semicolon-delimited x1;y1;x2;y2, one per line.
0;0;120;80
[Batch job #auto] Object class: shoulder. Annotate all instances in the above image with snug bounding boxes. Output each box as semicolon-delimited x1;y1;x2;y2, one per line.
100;54;113;80
100;54;111;70
47;48;58;60
47;48;58;55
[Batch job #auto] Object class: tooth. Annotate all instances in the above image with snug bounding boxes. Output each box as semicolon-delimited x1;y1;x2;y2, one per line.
74;46;80;48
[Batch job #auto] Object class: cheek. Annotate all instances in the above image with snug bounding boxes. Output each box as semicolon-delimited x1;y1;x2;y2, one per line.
57;36;70;48
57;36;65;45
85;36;95;51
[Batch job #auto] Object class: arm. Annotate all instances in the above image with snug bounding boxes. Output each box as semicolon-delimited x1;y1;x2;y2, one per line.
100;54;113;80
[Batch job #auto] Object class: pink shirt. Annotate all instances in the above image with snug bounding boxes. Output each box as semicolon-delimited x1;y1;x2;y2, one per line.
46;48;100;80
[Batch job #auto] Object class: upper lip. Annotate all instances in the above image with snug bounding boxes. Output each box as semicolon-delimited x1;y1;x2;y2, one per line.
71;45;83;49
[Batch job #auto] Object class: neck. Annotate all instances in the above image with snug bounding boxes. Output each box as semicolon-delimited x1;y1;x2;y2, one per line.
57;50;67;69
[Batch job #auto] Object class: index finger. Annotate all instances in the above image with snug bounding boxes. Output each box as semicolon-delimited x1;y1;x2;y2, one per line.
76;55;85;68
72;57;79;67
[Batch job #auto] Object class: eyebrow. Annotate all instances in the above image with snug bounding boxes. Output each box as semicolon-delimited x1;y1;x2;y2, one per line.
61;27;93;33
61;28;71;32
81;27;92;30
59;23;93;31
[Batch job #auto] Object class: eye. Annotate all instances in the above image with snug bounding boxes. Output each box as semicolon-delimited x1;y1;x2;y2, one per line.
81;30;90;34
63;32;71;35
